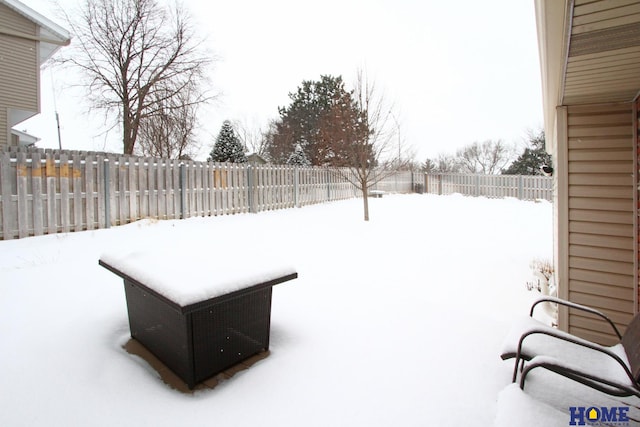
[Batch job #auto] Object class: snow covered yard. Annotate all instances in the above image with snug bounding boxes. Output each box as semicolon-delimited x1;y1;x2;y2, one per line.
0;194;553;426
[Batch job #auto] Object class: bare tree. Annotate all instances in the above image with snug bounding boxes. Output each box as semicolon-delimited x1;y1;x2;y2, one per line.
456;140;515;174
232;118;269;158
59;0;213;154
335;69;409;221
136;83;201;159
435;153;462;173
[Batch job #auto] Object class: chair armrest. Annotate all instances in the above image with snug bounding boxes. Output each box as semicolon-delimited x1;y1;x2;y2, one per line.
530;296;621;339
514;328;634;383
519;354;638;396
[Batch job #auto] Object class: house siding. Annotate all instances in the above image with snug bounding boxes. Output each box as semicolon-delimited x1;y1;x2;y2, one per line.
0;3;39;147
0;108;7;146
566;102;636;345
637;99;640;315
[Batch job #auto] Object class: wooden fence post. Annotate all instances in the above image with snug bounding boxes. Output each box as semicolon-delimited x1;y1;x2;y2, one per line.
1;152;13;239
46;152;57;234
247;164;254;213
180;162;186;219
73;154;83;232
32;152;43;236
59;153;70;233
16;152;28;238
103;157;111;229
294;167;299;207
326;168;331;201
518;175;524;200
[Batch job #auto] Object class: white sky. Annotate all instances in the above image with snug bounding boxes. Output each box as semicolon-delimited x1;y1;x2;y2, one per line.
19;0;543;161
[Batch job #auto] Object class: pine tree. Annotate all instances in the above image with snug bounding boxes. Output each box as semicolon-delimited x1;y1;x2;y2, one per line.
266;75;366;166
208;120;247;163
286;144;311;166
502;130;552;175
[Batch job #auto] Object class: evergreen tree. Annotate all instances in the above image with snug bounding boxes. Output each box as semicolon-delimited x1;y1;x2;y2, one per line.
208;120;247;163
286;144;311;166
266;75;367;166
502;130;552;175
422;158;437;173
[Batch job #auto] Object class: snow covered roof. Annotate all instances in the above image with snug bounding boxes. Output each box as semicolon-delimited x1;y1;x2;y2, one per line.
11;129;40;147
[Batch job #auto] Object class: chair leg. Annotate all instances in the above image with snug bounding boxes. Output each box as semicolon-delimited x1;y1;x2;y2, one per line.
512;357;522;383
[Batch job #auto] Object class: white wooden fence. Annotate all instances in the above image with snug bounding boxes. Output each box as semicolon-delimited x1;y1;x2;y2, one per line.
0;148;416;240
0;148;553;240
423;173;553;201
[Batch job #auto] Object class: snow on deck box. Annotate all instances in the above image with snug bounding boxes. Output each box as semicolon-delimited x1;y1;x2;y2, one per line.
99;251;297;389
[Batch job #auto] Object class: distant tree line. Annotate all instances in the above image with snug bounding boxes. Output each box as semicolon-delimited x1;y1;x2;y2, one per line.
421;129;551;176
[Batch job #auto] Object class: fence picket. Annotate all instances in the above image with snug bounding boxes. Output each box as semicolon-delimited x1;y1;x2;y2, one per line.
73;155;83;232
44;153;57;234
107;155;117;227
32;152;43;236
129;156;137;222
85;155;95;230
118;157;127;225
16;152;29;238
96;156;106;229
1;152;13;239
173;160;181;219
138;158;147;218
59;153;70;233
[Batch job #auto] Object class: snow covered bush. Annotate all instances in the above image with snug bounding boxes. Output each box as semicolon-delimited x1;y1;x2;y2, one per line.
526;258;557;325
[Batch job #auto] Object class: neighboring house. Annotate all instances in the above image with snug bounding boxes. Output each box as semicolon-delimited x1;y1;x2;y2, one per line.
247;153;268;165
10;128;39;147
0;0;70;148
535;0;640;345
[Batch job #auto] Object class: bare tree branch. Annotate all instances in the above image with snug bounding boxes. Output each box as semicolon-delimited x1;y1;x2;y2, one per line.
333;68;410;221
57;0;214;154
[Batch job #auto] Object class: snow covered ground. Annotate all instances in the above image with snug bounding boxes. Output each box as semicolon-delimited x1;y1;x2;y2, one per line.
0;194;554;426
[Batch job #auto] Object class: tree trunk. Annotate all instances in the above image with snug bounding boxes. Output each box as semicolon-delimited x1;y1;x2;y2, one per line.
362;181;370;221
123;104;134;155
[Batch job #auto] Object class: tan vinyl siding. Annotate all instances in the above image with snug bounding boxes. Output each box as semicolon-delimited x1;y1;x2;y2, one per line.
567;103;635;345
0;3;39;116
571;0;640;34
637;99;640;314
563;0;640;105
0;108;7;147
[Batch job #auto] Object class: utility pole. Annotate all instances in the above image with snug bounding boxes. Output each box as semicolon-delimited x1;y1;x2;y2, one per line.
50;70;62;149
390;111;401;165
55;112;62;150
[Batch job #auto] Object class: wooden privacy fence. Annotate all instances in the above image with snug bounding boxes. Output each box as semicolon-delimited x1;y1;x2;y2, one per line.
0;148;553;240
0;148;416;240
423;173;553;201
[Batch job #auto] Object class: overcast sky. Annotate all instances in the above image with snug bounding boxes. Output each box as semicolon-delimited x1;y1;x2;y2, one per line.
20;0;543;162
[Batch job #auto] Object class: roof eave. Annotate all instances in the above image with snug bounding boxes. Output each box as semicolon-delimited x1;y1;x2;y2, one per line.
534;0;572;155
1;0;70;43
